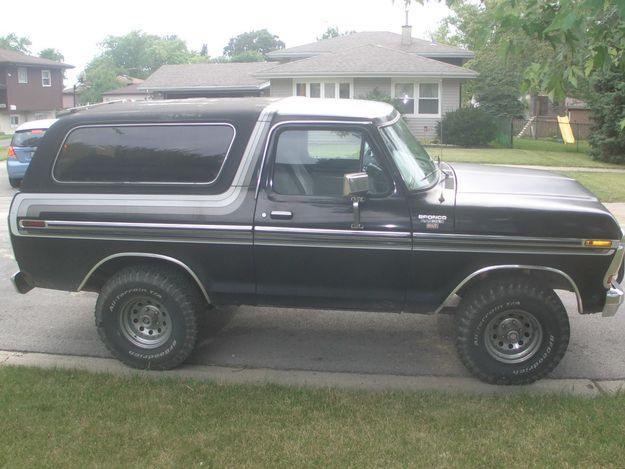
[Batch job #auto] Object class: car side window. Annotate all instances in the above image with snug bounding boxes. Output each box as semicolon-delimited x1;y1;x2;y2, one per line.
272;128;392;197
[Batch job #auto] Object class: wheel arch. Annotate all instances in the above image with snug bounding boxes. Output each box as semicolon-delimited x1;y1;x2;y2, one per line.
78;253;211;305
436;265;583;315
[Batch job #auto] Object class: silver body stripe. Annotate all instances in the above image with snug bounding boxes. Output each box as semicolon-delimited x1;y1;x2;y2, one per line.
9;106;276;237
14;220;617;255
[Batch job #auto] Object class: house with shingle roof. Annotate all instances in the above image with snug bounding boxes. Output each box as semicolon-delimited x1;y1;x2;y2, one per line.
0;48;73;133
260;26;477;139
140;25;476;139
139;62;274;99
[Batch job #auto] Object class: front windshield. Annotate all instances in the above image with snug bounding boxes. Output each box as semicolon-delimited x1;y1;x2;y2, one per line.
380;118;438;191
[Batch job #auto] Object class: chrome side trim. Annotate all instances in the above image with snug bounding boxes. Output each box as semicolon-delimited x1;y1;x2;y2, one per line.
434;265;583;315
255;226;410;237
254;226;411;250
51;122;237;186
254;119;373;199
78;253;211;304
412;232;616;256
24;220;252;231
17;220;253;245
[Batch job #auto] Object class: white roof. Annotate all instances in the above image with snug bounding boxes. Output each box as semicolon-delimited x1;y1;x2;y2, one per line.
16;119;58;131
270;97;395;121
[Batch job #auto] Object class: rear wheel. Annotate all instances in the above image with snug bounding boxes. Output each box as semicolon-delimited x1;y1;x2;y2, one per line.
455;276;570;385
9;178;20;188
95;264;202;370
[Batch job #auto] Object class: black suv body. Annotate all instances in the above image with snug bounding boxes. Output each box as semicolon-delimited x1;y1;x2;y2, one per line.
9;97;625;384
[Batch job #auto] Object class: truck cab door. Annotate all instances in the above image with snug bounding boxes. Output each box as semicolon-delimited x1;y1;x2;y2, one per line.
253;122;412;311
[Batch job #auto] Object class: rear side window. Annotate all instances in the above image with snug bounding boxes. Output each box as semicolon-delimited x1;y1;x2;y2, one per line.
53;124;235;184
12;129;47;147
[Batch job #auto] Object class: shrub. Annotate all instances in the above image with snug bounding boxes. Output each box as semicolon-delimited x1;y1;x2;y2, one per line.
588;70;625;165
358;87;395;106
436;107;497;147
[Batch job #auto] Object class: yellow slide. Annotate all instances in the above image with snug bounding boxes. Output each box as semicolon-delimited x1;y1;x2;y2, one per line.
557;115;576;144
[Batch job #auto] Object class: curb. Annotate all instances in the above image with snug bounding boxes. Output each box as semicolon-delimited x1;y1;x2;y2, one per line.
0;350;616;397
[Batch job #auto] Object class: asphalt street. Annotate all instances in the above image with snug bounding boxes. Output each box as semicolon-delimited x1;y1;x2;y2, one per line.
0;164;623;380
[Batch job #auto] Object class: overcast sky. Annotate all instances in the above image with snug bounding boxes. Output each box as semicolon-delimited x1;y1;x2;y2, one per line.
3;0;451;86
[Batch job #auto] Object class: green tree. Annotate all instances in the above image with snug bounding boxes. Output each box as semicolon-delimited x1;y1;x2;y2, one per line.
587;69;625;164
80;31;200;102
0;33;31;53
97;31;193;79
486;0;624;101
78;57;121;104
223;29;285;57
38;48;64;62
317;27;355;40
434;0;563;117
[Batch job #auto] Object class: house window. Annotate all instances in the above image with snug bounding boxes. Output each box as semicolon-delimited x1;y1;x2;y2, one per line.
17;67;28;84
392;82;440;116
418;83;439;115
294;80;353;99
394;83;415;114
295;83;307;97
10;115;19;127
339;83;351;99
41;70;52;87
309;82;321;98
324;83;336;99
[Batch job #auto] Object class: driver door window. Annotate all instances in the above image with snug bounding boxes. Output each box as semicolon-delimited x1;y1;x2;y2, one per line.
272;128;392;197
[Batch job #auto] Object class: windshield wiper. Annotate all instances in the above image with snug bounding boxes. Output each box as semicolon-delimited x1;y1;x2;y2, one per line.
419;154;443;182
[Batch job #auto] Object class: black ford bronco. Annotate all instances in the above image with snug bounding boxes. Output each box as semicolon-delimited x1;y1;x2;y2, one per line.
9;97;624;384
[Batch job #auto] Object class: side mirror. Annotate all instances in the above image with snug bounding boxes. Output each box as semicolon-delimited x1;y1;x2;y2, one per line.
343;172;369;197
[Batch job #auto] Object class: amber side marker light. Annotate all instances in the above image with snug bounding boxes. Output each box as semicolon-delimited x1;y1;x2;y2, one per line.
584;239;613;248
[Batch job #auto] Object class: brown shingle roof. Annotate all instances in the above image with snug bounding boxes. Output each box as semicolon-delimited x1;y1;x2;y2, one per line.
257;44;478;78
139;62;275;91
0;48;73;68
267;31;473;59
101;83;147;96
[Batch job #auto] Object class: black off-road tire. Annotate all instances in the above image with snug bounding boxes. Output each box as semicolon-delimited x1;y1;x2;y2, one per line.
9;178;20;188
95;264;202;370
456;276;570;385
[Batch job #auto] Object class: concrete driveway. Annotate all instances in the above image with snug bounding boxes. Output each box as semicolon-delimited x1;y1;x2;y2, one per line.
0;164;623;380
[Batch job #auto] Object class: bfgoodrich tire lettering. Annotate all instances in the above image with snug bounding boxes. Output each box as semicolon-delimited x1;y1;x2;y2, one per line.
95;265;202;370
455;277;570;385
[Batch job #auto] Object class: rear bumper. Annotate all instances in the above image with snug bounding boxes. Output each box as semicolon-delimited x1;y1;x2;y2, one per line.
602;280;624;317
6;159;29;179
10;271;34;294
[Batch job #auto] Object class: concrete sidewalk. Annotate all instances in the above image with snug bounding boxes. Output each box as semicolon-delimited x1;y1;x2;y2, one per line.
605;203;625;224
493;164;625;173
3;349;624;397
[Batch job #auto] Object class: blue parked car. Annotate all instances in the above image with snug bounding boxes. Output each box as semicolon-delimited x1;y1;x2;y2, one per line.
7;118;57;188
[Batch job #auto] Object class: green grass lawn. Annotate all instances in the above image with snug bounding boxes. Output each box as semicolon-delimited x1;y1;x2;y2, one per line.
562;171;625;202
2;366;625;468
438;146;620;169
512;138;590;154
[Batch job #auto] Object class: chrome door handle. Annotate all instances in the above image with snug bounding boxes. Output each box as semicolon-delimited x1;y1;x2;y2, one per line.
270;210;293;220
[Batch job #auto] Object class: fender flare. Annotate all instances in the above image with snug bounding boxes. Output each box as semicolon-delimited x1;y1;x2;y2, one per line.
435;264;583;314
78;252;211;304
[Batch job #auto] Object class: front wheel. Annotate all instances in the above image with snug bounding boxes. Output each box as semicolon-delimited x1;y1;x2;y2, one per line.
95;265;202;370
455;277;570;385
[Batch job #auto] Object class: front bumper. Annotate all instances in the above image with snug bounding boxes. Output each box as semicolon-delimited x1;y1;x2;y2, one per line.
10;271;34;294
603;280;624;317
